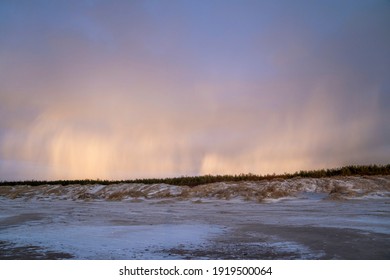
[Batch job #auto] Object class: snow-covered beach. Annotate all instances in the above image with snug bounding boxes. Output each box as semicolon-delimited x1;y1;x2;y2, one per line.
1;176;389;259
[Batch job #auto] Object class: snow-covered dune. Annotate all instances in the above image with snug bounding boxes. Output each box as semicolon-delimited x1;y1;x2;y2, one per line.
1;176;389;201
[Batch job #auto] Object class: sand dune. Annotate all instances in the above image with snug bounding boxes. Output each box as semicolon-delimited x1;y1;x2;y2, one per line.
1;176;389;202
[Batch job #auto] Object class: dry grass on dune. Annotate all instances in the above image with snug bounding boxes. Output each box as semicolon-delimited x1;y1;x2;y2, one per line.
0;175;389;202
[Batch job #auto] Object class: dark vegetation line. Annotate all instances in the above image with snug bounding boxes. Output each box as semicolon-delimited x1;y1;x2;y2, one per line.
0;164;389;187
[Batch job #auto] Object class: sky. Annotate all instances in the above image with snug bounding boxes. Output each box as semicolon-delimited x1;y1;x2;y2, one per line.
1;0;389;180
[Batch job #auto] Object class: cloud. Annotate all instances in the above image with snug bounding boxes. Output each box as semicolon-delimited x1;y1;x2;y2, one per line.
0;0;389;180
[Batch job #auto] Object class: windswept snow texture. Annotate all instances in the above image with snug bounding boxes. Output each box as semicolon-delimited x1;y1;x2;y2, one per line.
0;176;389;259
1;176;390;201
